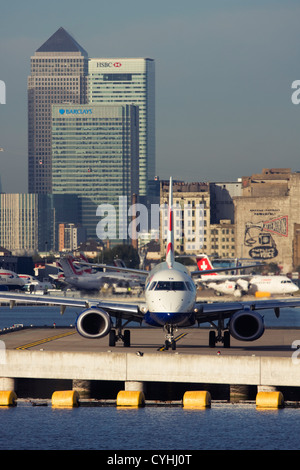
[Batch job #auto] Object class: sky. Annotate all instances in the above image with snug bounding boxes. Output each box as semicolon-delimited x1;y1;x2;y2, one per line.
1;0;300;193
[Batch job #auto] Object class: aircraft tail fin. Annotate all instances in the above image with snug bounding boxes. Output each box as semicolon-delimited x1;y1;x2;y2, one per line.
59;256;84;277
196;254;217;275
166;177;175;269
79;253;93;273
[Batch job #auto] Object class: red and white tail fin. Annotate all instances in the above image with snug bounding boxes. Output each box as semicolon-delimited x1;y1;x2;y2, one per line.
59;256;84;277
79;252;89;263
196;254;217;275
79;253;92;274
166;177;175;269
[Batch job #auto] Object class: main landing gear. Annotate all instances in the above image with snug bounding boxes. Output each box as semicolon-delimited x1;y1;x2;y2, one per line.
109;318;131;347
164;324;177;350
208;317;231;348
209;329;230;348
109;329;131;347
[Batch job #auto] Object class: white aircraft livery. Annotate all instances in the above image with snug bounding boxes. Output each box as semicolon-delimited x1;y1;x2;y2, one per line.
196;255;299;297
1;177;300;349
0;269;26;290
58;254;145;291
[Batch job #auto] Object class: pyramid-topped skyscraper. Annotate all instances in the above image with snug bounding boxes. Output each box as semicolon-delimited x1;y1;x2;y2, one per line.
36;27;88;55
28;27;88;193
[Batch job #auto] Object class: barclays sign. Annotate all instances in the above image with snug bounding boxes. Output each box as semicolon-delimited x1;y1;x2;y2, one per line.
59;108;92;115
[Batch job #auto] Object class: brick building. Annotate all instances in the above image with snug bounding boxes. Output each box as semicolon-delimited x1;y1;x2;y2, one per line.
234;169;300;272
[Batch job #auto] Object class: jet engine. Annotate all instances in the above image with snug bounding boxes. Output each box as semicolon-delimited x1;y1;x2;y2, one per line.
76;308;111;339
228;309;264;342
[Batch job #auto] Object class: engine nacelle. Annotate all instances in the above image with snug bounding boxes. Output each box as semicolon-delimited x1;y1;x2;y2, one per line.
236;279;249;292
228;309;265;342
76;308;111;339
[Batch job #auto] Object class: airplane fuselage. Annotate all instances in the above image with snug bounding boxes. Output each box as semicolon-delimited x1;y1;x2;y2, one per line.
249;276;298;294
204;275;298;296
144;261;197;327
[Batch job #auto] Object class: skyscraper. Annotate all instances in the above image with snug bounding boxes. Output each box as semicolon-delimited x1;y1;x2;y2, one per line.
0;193;79;251
52;103;139;241
88;58;155;198
28;27;88;193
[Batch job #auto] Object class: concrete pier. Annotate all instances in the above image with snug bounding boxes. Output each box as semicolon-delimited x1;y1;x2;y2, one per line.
0;377;15;391
1;326;300;401
0;349;300;400
125;381;146;393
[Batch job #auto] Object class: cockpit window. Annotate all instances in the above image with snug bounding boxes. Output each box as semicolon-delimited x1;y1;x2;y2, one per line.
148;281;157;290
154;281;187;291
185;281;194;291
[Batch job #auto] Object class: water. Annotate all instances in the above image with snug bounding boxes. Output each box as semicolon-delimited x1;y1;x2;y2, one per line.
0;403;299;450
0;305;78;330
0;305;300;450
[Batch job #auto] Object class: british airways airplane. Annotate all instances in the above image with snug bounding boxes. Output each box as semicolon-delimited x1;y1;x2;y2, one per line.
58;254;145;291
1;177;300;350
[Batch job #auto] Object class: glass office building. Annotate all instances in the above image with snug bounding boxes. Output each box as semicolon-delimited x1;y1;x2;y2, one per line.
52;104;139;241
88;58;155;198
28;27;88;194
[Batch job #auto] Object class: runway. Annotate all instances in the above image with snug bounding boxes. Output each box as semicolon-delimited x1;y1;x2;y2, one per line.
1;325;299;357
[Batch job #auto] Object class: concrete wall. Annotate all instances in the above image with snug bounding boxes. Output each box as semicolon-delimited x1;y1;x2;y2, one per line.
0;350;300;388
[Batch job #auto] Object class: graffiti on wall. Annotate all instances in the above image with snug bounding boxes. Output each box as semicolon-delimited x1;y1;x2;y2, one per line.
244;213;288;260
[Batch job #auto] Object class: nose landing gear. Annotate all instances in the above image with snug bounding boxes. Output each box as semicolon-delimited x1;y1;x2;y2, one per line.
163;324;177;350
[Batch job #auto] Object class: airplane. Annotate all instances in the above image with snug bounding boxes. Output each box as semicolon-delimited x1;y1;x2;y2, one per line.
196;255;299;297
19;275;54;293
0;269;26;290
1;177;300;350
58;254;145;291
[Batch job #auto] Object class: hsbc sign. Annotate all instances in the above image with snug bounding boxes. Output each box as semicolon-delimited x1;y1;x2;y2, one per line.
96;62;122;68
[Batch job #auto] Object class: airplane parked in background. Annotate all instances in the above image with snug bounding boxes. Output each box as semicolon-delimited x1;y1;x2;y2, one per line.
0;269;25;290
58;254;146;291
19;274;54;292
1;178;300;350
196;255;298;297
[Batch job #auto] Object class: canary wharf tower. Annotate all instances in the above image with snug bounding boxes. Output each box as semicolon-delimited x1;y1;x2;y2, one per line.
28;27;88;193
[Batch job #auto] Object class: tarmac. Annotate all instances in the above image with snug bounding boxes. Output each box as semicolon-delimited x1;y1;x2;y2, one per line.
1;290;300;402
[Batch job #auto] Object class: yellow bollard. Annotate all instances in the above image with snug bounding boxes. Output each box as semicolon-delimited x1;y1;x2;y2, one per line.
51;390;79;408
116;390;145;407
0;391;17;406
255;292;271;298
256;391;284;409
183;391;211;408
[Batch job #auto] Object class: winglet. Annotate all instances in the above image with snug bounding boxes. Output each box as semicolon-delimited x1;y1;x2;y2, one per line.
166;177;175;268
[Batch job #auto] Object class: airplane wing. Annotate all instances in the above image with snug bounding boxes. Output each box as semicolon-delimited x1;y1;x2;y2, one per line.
2;292;299;323
80;261;149;277
191;265;258;277
194;298;300;323
76;252;149;276
0;292;145;323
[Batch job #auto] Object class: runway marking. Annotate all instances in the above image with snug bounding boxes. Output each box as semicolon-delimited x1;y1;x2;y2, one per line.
15;330;76;350
158;332;188;351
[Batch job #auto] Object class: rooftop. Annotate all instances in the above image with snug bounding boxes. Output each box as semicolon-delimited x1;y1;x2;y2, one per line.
36;27;88;56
